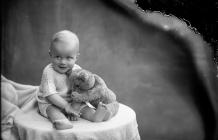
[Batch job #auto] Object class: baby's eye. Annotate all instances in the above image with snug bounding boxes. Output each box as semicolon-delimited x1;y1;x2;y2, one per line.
67;56;74;60
55;56;61;60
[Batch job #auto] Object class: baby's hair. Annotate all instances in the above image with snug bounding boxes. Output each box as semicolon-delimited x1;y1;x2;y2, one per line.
49;30;79;52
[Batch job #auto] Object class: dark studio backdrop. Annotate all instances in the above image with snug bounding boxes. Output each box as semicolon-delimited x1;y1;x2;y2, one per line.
1;0;218;140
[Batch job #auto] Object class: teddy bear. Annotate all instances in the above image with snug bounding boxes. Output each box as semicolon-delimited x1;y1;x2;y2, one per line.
68;69;119;119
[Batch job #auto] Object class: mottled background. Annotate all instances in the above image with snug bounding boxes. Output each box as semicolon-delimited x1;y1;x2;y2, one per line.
1;0;217;140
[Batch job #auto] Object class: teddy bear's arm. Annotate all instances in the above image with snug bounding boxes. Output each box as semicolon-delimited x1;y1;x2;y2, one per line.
93;74;117;103
105;101;119;117
88;75;117;104
102;88;116;104
82;74;107;101
93;74;107;88
92;74;120;117
70;91;90;102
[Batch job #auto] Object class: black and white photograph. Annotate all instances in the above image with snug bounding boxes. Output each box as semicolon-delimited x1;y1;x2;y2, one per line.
1;0;218;140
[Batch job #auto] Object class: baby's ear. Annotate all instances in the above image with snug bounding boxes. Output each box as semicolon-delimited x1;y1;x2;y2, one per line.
48;50;53;57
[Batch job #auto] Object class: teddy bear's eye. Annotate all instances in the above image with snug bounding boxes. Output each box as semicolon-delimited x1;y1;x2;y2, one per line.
79;77;85;82
74;84;80;88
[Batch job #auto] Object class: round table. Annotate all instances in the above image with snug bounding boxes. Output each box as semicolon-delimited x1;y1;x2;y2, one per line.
14;103;140;140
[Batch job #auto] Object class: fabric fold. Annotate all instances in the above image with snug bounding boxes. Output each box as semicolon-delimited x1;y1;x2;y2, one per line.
1;75;39;140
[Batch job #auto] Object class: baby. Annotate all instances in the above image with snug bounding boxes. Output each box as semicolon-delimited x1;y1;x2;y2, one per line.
36;30;111;130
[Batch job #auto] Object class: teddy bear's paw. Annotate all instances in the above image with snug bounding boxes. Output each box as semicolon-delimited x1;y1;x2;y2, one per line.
91;102;111;122
103;110;112;121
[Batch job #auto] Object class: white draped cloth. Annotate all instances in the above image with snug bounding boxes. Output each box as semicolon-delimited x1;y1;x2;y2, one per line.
1;76;140;140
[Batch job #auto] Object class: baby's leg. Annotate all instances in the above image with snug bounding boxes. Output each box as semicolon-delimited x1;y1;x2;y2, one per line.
81;103;111;122
46;105;73;130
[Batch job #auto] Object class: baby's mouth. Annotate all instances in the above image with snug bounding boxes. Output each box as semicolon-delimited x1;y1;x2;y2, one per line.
58;65;67;69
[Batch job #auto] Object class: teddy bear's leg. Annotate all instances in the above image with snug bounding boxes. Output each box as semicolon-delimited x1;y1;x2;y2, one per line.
105;102;120;117
80;102;111;122
80;106;96;121
46;105;73;130
94;102;112;122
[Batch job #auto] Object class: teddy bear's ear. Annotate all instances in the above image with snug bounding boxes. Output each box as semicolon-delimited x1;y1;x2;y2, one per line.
79;70;89;81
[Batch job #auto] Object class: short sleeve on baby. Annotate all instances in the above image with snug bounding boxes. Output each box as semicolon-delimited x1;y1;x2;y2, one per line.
40;65;58;97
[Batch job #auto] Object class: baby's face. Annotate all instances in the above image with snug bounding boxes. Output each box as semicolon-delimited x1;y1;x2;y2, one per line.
50;41;79;74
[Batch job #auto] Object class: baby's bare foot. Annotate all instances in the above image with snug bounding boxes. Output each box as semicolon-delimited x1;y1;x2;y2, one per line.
53;119;73;130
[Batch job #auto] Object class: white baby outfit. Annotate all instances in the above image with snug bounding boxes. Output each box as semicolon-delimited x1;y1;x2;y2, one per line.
36;63;86;118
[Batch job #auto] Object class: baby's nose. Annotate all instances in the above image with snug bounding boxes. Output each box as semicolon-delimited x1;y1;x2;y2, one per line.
60;59;67;64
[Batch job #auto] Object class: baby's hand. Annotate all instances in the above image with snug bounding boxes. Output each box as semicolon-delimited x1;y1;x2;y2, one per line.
67;113;80;121
64;104;81;121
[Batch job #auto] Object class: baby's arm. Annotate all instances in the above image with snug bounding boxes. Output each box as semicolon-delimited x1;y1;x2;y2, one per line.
46;94;80;118
47;94;69;111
